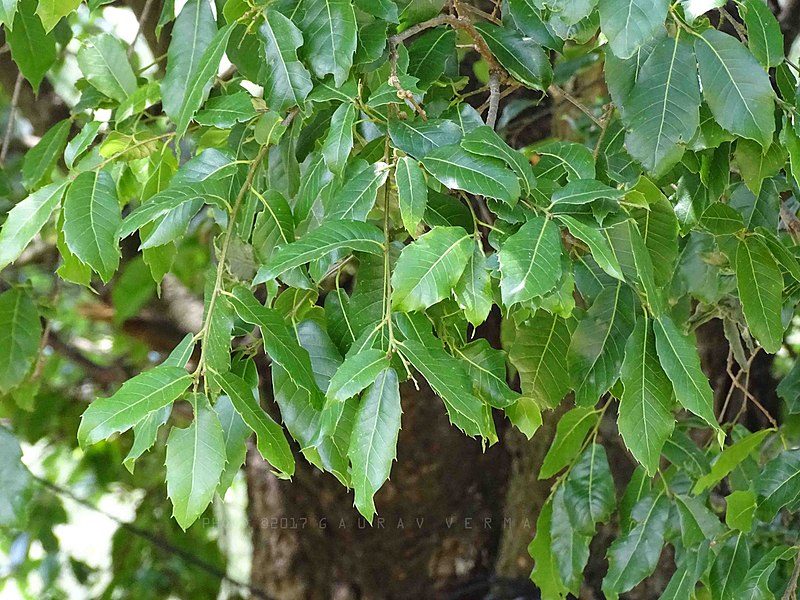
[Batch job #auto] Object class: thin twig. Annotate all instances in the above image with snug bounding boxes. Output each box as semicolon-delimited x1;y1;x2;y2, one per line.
32;476;276;600
783;551;800;600
723;346;777;429
128;0;156;58
781;198;800;243
388;13;508;120
719;7;748;43
593;104;614;160
548;83;603;128
1;71;23;165
486;71;501;129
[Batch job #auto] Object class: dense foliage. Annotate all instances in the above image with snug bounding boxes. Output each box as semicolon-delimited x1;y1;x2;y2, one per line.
3;0;800;597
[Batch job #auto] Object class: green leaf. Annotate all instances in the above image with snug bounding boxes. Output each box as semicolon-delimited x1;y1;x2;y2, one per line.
214;394;249;494
7;0;55;92
498;216;562;306
228;286;325;409
551;485;592;595
195;92;257;128
421;144;521;205
529;499;571;599
737;546;796;600
507;0;563;51
757;228;800;286
65;121;102;169
693;428;772;494
396;156;428;237
260;9;314;113
540;406;600;479
0;181;67;272
117;81;162;122
598;0;667;59
695;29;775;148
117;180;225;242
505;395;543;439
35;0;78;31
726;489;756;532
257;112;287;151
735;236;785;354
700;202;745;235
77;34;137;102
123;405;170;473
653;315;720;433
510;311;575;410
271;322;351;483
602;492;669;599
408;27;456;87
454;242;493;327
660;546;709;600
321;102;356;176
348;367;402;522
21;119;70;190
709;531;750;600
397;338;491;438
473;23;552;90
730;179;779;232
556;214;624;280
327;348;390;403
681;0;725;22
454;339;519;408
675;493;723;545
161;0;217;126
735;139;786;198
605;217;665;312
569;284;636;406
252;189;294;263
254;221;384;283
0;0;17;29
174;25;234;140
0;288;41;393
391;226;472;312
63;170;122;283
0;427;32;528
755;448;800;520
740;0;783;68
388;117;462;158
550;179;623;210
324;161;389;222
214;370;295;477
355;0;397;21
166;396;226;530
532;140;596;182
623;34;701;177
778;359;800;414
78;366;192;447
564;443;616;535
461;126;536;195
618;318;675;476
300;0;357;86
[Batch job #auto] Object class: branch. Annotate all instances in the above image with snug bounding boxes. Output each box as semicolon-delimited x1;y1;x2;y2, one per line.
46;330;130;386
32;475;277;600
781;0;800;53
1;71;22;164
388;13;509;120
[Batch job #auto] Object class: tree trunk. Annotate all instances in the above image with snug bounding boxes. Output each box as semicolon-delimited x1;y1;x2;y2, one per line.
246;375;554;599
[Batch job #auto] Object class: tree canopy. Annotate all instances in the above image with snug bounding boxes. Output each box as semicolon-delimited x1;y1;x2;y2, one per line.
3;0;800;597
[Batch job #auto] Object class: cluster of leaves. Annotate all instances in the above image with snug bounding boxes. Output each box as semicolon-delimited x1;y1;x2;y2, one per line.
4;0;800;596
